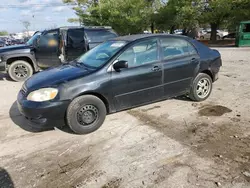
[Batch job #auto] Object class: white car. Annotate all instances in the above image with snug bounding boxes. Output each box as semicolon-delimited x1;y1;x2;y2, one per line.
200;30;228;40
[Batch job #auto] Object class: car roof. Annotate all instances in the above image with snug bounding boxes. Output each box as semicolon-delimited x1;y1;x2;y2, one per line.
111;34;189;42
59;26;113;30
240;20;250;24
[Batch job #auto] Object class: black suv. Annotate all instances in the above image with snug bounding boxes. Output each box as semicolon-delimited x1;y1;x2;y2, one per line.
0;26;118;81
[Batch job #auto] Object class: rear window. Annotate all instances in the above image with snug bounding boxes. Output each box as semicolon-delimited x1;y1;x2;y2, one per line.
85;29;118;43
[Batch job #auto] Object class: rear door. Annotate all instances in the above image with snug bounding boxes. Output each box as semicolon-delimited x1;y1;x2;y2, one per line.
84;29;118;49
35;29;60;68
159;37;200;97
111;38;163;111
66;28;87;61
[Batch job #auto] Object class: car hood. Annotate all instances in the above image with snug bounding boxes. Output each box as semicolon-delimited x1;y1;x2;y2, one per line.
0;44;30;53
25;63;94;91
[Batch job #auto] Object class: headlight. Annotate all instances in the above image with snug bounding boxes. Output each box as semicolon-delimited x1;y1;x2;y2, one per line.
27;88;58;102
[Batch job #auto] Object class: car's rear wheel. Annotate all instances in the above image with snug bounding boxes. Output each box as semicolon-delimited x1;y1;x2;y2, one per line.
216;35;221;40
189;73;213;102
200;36;205;40
8;60;33;82
66;95;107;134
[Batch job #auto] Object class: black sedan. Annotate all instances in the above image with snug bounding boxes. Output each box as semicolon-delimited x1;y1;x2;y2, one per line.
17;34;222;134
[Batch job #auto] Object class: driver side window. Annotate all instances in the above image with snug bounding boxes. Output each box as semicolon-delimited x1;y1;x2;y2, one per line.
39;30;59;47
118;39;159;68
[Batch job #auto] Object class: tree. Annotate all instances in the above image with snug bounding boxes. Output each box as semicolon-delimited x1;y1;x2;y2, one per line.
0;31;8;36
22;21;31;30
196;0;233;41
63;0;100;26
228;0;250;31
22;20;31;37
155;0;241;41
63;0;162;35
155;0;199;34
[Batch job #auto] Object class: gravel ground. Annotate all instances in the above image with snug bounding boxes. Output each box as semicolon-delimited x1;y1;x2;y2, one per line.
0;48;250;188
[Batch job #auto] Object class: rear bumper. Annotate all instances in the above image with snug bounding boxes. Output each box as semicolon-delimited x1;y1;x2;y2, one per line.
17;91;70;129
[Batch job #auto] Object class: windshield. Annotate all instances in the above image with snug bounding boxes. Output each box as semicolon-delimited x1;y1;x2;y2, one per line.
85;29;118;43
77;40;127;68
26;32;41;46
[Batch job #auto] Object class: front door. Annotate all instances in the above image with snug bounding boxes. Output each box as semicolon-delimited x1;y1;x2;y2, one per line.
66;28;88;61
111;38;163;111
159;37;200;97
35;29;61;69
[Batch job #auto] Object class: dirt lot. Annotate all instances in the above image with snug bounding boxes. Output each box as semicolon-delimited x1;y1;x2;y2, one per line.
0;48;250;188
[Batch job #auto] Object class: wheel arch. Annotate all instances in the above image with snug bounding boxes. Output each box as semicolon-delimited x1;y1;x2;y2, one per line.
74;92;111;114
201;69;214;82
6;56;36;71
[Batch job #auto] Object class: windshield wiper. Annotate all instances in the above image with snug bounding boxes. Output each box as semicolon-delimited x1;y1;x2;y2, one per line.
71;60;89;69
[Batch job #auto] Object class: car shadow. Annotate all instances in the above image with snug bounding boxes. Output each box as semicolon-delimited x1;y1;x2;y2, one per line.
0;167;15;188
174;95;192;102
0;72;13;81
9;101;76;134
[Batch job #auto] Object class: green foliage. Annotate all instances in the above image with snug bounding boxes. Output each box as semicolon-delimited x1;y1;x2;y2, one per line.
63;0;250;38
229;0;250;31
0;31;8;36
63;0;162;35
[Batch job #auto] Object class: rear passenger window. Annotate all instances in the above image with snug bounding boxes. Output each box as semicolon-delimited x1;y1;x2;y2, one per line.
160;38;196;59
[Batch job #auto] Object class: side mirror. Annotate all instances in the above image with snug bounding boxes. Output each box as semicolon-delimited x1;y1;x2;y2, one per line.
113;60;128;71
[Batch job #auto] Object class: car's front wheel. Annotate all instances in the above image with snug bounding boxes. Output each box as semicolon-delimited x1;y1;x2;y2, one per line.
66;95;107;134
189;73;213;102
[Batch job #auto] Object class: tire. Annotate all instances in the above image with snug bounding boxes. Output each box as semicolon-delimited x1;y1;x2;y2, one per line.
66;95;107;134
216;35;221;40
200;36;204;40
8;60;33;82
189;73;213;102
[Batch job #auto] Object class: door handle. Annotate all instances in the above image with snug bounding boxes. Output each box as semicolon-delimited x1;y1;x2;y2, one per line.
152;66;161;72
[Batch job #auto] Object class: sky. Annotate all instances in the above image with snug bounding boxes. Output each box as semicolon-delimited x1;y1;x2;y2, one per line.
0;0;79;33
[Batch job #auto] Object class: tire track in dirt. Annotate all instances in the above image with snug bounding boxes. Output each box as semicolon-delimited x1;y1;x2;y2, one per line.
127;105;250;185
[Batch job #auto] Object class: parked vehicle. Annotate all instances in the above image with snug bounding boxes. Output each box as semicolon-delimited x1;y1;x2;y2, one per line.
17;34;222;134
236;21;250;47
222;32;236;39
174;29;183;35
200;30;228;40
0;26;118;82
0;39;5;47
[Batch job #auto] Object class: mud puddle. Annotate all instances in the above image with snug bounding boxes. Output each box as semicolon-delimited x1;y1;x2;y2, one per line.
198;105;232;116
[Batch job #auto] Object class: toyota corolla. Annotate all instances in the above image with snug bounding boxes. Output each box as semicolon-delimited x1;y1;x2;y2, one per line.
17;34;222;134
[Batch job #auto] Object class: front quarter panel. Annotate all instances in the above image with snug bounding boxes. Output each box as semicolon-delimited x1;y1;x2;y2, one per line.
2;48;38;71
58;70;115;113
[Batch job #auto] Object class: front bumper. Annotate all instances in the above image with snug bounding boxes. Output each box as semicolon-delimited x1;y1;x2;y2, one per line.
214;72;219;81
0;60;6;72
17;91;70;129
